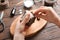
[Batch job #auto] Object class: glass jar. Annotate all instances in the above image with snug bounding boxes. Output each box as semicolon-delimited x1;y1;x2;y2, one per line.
44;0;57;7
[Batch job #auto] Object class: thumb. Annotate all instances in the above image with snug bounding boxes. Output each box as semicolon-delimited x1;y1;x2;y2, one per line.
21;14;30;25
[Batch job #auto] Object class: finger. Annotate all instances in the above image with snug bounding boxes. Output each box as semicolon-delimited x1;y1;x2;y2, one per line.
34;6;46;14
34;12;42;17
39;13;47;20
21;14;30;25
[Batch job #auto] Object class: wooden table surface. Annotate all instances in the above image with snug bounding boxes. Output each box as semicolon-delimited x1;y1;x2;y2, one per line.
0;0;60;40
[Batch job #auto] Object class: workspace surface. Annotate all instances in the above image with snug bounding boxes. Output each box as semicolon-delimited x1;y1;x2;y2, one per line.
0;0;60;40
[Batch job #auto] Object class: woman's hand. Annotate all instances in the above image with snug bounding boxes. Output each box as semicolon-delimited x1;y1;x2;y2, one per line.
13;14;30;40
34;6;60;26
15;14;30;35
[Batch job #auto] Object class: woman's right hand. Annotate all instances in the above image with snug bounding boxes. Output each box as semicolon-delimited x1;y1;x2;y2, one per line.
33;6;60;26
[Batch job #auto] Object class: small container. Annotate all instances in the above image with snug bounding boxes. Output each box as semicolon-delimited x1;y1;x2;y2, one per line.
10;7;16;17
44;0;57;7
0;0;9;10
20;10;36;26
24;0;34;9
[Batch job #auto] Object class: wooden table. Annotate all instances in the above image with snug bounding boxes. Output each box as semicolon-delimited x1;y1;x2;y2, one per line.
0;0;60;40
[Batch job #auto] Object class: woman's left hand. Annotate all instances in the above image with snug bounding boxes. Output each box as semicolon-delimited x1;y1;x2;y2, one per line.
14;14;30;36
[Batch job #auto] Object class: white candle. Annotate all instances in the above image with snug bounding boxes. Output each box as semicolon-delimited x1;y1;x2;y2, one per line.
24;0;34;8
